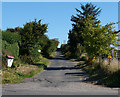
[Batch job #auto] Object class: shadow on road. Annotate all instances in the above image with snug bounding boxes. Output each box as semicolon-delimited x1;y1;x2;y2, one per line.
48;57;66;60
65;72;85;76
45;66;81;71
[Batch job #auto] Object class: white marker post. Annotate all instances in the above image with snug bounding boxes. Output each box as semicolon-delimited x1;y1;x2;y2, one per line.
6;55;14;67
38;50;41;53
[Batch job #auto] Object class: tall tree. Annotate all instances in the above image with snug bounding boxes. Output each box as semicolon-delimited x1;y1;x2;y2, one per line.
71;3;101;24
68;3;102;58
20;19;48;56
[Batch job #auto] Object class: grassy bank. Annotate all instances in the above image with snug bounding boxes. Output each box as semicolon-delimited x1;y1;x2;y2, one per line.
77;58;120;87
2;58;50;84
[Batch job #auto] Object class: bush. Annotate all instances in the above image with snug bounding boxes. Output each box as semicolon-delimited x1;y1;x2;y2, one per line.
2;55;7;68
20;54;41;64
43;39;59;58
61;44;69;55
2;31;20;68
80;56;87;61
74;43;85;59
2;31;20;44
102;70;120;87
64;51;71;58
2;40;19;59
81;57;120;87
12;58;21;68
20;55;32;64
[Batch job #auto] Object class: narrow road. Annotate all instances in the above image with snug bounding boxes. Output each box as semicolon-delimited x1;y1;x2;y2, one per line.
2;51;118;95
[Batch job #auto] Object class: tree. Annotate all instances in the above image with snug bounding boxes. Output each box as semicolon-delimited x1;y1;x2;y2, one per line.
78;15;117;57
3;19;59;64
2;31;21;44
61;44;70;55
68;3;102;58
71;3;101;24
20;19;48;56
43;39;59;58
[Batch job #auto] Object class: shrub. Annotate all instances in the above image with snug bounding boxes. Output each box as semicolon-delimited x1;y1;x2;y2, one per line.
2;40;19;59
43;39;59;58
74;43;85;59
20;54;41;64
61;44;69;55
2;55;7;68
20;55;32;64
86;57;120;87
12;58;21;68
64;51;71;58
80;56;87;61
2;31;20;44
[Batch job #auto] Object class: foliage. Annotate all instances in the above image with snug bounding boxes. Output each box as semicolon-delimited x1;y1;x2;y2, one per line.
12;58;21;69
2;55;7;68
2;30;21;68
2;31;21;44
64;51;71;58
20;55;42;64
2;58;50;84
2;40;19;59
71;3;101;24
20;19;48;57
43;39;59;58
67;3;117;59
68;3;102;58
61;44;70;55
20;19;59;61
81;56;87;61
39;35;49;51
74;43;85;58
2;19;59;65
78;58;120;87
6;27;23;34
78;16;117;57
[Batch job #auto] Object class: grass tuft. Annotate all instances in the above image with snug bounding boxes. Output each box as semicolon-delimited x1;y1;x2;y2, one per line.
76;57;120;87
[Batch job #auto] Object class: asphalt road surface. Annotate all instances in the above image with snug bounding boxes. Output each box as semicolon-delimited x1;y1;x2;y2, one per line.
2;51;119;95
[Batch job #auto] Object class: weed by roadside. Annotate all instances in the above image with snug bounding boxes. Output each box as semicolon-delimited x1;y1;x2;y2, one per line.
1;58;50;84
76;57;120;87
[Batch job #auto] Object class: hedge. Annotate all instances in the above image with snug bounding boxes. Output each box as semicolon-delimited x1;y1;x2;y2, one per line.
2;40;19;59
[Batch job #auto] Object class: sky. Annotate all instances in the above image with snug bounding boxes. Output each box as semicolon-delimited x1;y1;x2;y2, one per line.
2;2;118;47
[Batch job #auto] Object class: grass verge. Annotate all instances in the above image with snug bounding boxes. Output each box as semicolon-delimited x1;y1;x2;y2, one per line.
77;59;120;87
2;58;50;84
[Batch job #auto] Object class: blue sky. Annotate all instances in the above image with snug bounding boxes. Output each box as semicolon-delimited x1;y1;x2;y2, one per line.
2;2;118;47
